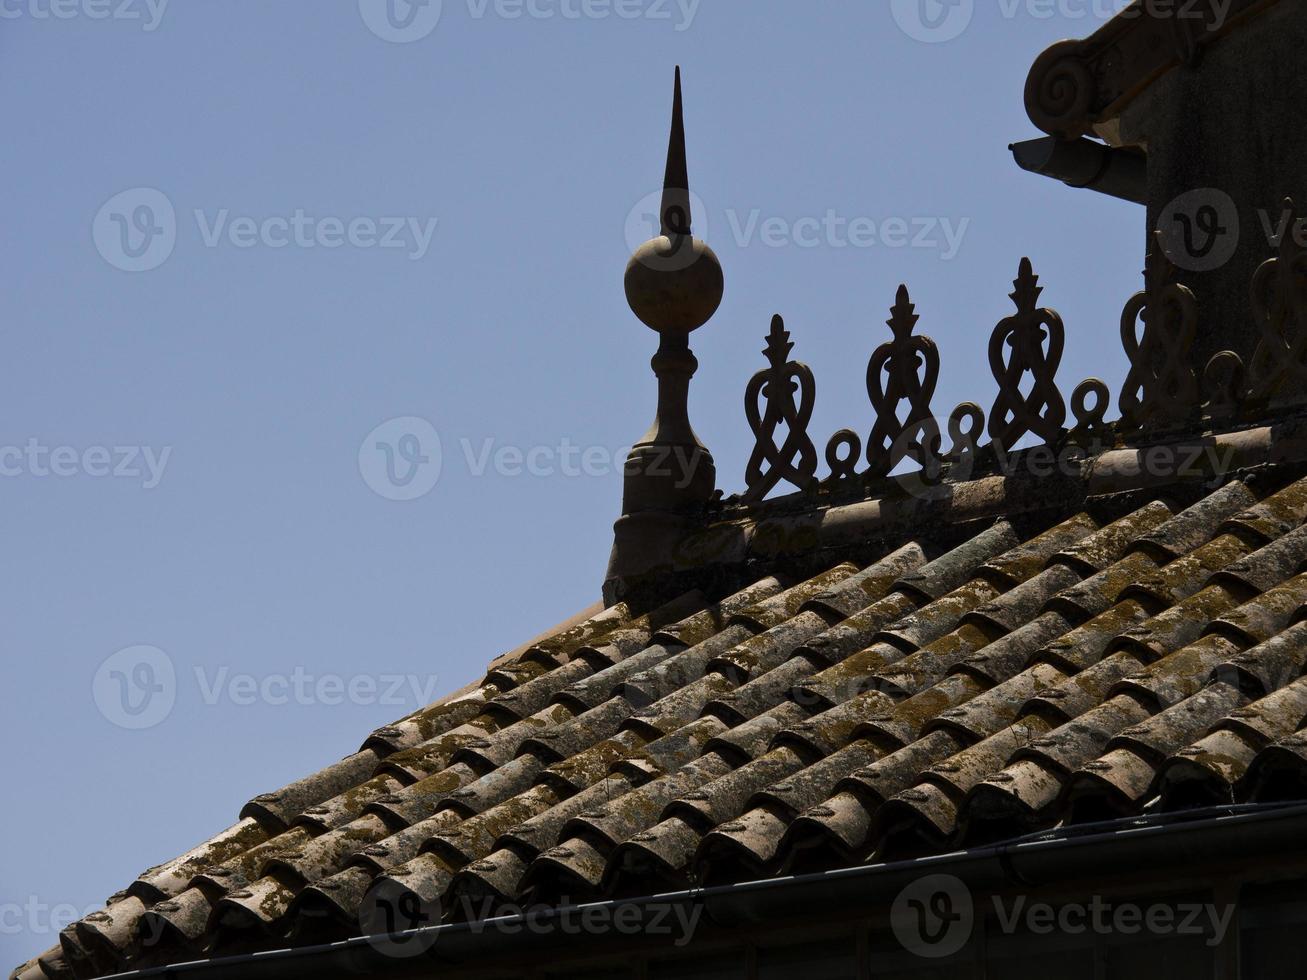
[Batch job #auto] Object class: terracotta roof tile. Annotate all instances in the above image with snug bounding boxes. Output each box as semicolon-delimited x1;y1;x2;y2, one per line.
38;472;1307;979
1243;731;1307;802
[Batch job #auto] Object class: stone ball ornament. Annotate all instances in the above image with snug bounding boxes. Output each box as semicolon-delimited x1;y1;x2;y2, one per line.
624;232;724;334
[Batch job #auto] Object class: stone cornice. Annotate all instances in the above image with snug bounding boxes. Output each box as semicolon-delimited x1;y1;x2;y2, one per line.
1024;0;1281;140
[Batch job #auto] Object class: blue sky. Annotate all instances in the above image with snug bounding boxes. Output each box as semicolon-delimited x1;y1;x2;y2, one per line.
0;0;1142;967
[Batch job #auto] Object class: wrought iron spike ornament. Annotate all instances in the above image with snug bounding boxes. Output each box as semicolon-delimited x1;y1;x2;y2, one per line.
988;258;1067;448
742;316;818;502
1119;231;1199;429
866;285;939;479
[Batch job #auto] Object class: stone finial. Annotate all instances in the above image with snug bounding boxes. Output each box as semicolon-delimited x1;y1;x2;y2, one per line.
607;68;722;603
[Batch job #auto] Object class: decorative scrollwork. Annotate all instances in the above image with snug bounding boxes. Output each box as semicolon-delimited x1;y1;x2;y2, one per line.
866;285;939;479
732;232;1261;502
1247;197;1307;406
1119;231;1200;430
1068;378;1111;450
1024;39;1095;139
946;402;985;464
988;258;1067;449
824;430;862;484
1204;351;1246;423
742;315;818;502
906;402;987;490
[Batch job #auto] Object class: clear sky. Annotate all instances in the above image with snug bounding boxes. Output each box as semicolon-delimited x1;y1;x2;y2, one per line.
0;0;1142;968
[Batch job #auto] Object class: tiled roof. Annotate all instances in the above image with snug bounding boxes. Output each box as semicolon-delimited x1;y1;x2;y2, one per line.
19;469;1307;980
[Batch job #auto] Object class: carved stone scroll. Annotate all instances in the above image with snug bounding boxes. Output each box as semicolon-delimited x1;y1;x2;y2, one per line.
1023;0;1274;139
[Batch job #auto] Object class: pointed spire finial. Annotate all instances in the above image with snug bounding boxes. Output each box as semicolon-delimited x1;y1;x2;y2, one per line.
623;66;724;336
660;66;692;238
